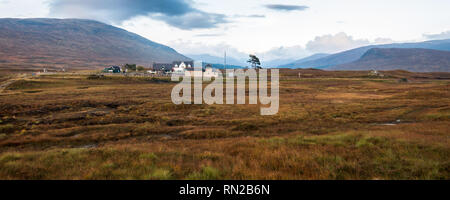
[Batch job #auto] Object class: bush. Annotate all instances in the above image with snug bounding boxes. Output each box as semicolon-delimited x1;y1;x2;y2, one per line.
124;64;137;71
399;78;408;83
0;124;16;134
233;122;259;131
137;66;146;71
87;74;105;80
6;80;48;90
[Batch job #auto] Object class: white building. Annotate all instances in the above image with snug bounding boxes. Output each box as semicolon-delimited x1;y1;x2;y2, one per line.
203;66;219;78
173;62;188;75
173;61;219;78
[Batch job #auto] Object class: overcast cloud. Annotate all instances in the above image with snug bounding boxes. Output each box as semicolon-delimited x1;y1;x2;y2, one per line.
305;32;371;54
265;4;309;11
423;31;450;40
1;0;449;64
49;0;228;29
169;32;391;64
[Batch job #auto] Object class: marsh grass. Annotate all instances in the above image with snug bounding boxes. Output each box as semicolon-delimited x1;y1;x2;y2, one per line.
0;71;448;179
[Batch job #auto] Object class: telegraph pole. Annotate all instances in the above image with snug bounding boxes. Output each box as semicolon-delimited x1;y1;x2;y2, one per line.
224;51;227;69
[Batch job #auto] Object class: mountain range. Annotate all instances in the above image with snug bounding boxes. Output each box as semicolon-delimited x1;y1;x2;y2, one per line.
332;48;450;72
1;18;449;72
280;39;450;72
186;54;245;66
0;18;190;70
279;53;330;68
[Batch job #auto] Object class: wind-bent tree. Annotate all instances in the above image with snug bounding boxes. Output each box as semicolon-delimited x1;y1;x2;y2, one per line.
247;54;261;69
124;64;137;71
137;66;146;71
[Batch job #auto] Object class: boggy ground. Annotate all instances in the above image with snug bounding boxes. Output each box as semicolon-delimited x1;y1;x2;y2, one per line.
0;69;448;180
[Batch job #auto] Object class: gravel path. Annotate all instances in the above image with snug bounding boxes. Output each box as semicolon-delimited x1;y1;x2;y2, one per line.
0;74;28;93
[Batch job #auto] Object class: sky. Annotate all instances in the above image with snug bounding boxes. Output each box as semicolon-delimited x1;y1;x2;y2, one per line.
0;0;449;63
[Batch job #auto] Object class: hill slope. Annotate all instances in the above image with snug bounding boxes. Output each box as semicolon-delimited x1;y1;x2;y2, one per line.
284;39;450;69
332;48;450;72
186;54;245;67
0;18;190;70
278;53;330;68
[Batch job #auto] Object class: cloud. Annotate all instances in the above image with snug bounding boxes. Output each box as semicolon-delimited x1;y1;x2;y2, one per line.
167;40;248;62
259;34;397;61
247;14;266;18
423;31;450;40
168;40;310;66
373;37;395;44
169;33;396;66
259;35;396;62
232;14;266;18
306;32;370;53
257;46;309;61
152;11;227;30
194;33;224;37
49;0;227;29
168;40;309;67
265;4;309;11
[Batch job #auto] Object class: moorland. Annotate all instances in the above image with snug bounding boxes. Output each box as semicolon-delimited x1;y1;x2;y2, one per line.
0;69;448;180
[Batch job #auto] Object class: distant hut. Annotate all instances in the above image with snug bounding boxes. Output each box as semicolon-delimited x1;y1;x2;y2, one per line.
152;63;173;73
369;70;384;77
102;66;121;73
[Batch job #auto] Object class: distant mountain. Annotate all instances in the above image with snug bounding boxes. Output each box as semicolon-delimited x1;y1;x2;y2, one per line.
263;58;297;68
203;63;244;69
186;54;245;66
0;18;190;70
278;53;330;68
186;54;246;69
187;54;298;68
284;39;450;69
332;48;450;72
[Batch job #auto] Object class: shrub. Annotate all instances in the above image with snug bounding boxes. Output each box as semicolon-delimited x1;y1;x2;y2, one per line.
0;124;16;134
150;169;172;180
124;64;137;71
87;74;105;80
137;66;146;71
399;78;408;83
232;122;259;131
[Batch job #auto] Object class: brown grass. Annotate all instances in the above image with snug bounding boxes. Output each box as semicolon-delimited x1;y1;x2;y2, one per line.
0;70;448;180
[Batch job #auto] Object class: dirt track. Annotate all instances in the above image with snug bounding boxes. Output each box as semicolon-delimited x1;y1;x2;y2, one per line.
0;74;28;93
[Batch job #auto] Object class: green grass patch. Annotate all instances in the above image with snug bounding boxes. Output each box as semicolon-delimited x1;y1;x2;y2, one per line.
149;169;172;180
188;166;221;180
6;80;60;90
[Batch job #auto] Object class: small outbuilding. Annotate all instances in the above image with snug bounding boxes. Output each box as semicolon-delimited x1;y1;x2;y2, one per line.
102;66;121;73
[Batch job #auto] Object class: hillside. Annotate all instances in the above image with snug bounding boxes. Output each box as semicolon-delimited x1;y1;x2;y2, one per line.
278;53;330;68
332;48;450;72
0;71;448;179
283;39;450;69
186;54;245;67
0;18;190;70
263;58;297;68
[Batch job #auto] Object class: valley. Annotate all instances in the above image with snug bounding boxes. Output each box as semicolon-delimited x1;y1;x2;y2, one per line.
0;69;448;179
